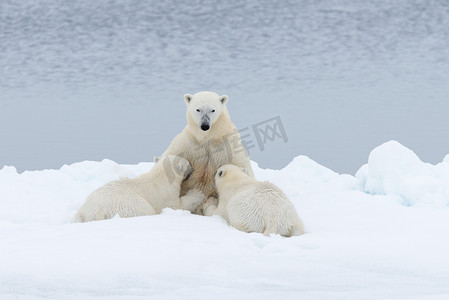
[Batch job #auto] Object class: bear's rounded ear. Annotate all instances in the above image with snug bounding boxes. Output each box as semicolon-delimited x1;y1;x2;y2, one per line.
184;94;193;104
154;156;161;163
219;95;228;105
241;167;249;175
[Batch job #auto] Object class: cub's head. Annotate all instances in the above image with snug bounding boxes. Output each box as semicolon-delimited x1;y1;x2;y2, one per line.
155;155;193;184
214;164;250;187
184;91;228;132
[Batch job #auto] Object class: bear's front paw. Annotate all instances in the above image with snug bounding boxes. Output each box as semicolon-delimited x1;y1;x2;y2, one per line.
181;189;206;213
205;196;218;206
202;196;219;215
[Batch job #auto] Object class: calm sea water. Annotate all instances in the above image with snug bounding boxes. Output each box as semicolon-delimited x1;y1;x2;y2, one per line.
1;0;449;173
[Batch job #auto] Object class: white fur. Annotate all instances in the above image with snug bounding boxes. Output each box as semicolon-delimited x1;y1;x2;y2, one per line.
203;164;304;237
74;156;205;222
161;91;254;214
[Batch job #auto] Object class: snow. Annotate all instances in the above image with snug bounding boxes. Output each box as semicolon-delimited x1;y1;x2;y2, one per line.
356;141;449;207
1;141;449;299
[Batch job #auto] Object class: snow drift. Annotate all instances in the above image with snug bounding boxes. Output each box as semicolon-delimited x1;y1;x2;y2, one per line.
357;140;449;207
1;140;449;299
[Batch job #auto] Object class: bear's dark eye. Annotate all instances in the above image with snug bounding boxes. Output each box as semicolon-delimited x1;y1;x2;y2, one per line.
196;109;200;112
218;170;223;177
211;110;215;113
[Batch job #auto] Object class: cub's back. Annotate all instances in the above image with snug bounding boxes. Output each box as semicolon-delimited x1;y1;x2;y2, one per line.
227;181;304;236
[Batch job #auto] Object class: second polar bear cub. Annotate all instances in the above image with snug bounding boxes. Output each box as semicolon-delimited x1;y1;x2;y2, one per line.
75;155;205;222
203;164;304;237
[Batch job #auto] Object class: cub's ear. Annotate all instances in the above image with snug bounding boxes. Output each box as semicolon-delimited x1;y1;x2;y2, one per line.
154;156;161;163
219;95;228;105
184;94;193;104
241;167;249;175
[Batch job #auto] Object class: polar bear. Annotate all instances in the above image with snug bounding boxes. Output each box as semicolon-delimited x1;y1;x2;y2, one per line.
74;155;205;222
159;91;254;213
203;164;304;237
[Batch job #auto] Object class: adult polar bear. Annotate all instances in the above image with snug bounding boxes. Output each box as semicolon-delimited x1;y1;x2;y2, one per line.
160;91;254;211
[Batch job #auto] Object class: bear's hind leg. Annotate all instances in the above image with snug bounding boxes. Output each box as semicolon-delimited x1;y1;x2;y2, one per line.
116;195;156;218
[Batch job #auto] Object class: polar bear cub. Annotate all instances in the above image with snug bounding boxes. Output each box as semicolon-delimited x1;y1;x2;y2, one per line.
203;164;304;237
75;155;205;222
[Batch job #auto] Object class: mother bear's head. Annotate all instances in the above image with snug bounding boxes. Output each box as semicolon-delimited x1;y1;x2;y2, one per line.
184;91;229;132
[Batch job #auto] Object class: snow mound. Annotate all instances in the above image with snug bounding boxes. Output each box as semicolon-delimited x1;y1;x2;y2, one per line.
0;159;154;225
356;140;449;207
252;156;359;199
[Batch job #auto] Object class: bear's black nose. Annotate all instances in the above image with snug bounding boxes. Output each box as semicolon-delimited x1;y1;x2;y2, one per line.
201;124;210;131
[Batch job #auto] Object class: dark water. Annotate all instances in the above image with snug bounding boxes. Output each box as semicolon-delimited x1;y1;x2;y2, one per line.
1;0;449;173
